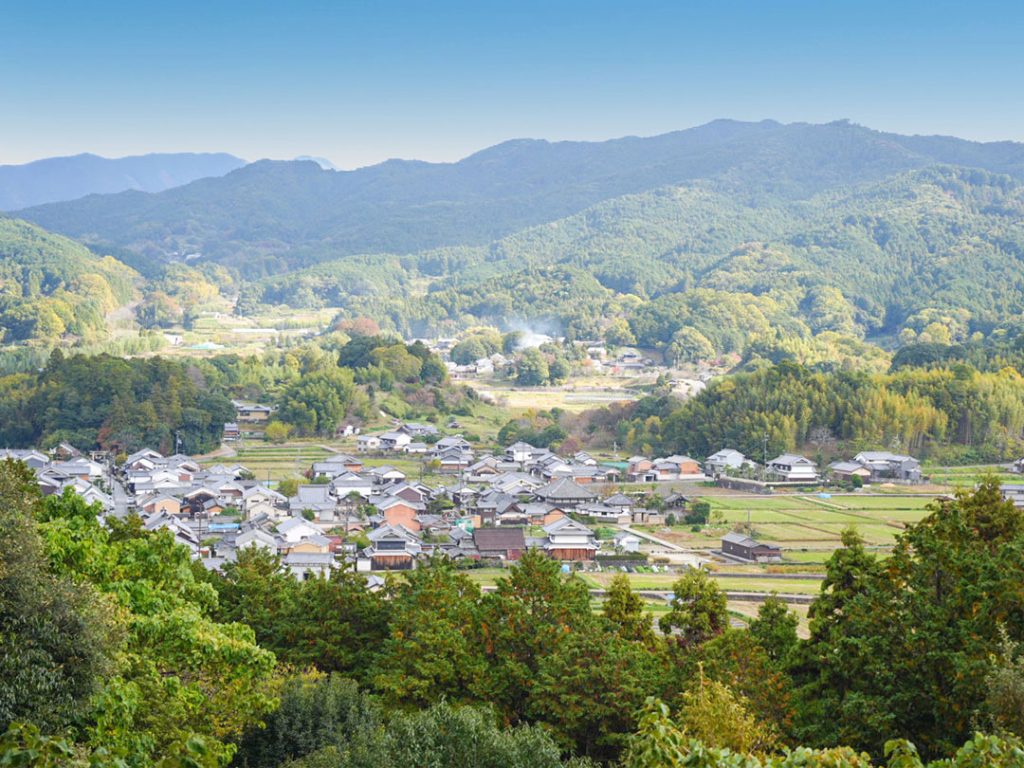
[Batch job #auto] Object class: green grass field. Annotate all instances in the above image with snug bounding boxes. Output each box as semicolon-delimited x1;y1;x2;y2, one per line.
924;464;1014;486
585;570;823;595
680;490;945;553
225;443;334;482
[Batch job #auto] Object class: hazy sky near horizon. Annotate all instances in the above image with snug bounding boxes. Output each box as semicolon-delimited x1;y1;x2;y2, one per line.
2;0;1023;168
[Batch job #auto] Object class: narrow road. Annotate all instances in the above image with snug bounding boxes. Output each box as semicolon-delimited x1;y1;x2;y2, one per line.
110;476;130;518
619;524;686;552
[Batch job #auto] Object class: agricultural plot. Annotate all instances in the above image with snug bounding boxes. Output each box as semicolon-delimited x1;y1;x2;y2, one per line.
828;495;936;511
694;491;940;551
466;379;644;413
586;570;823;597
224;443;334;481
924;465;1014;487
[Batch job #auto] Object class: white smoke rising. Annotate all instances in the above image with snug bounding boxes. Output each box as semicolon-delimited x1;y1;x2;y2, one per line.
505;319;563;350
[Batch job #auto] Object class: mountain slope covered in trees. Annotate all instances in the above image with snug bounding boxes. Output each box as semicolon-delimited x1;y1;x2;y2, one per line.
17;120;1024;276
252;166;1024;360
0;151;245;210
0;216;137;344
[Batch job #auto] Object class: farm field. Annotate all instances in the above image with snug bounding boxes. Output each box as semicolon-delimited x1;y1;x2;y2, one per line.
924;464;1015;487
584;570;823;595
221;442;335;483
466;376;646;413
645;489;943;556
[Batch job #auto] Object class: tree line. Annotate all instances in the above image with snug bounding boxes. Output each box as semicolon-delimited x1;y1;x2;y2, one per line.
0;333;467;453
593;361;1024;462
5;457;1024;766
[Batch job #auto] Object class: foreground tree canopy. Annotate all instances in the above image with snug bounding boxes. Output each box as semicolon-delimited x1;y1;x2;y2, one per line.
4;460;1024;766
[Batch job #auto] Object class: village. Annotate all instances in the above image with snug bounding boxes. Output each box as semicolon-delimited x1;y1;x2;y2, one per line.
7;404;1023;630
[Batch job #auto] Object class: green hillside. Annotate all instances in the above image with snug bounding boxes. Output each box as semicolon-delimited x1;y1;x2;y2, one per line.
0;217;137;344
9;123;1024;369
17;120;1024;277
249;166;1024;365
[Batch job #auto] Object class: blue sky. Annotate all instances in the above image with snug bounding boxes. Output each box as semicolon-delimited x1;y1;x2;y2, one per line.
2;0;1022;167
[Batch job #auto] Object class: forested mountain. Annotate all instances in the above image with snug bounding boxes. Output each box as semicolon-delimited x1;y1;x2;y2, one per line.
0;217;137;344
7;121;1024;369
17;120;1024;276
251;166;1024;358
0;151;245;210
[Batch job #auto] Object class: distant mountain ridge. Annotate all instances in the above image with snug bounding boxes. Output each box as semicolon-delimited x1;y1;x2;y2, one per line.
15;120;1024;276
0;152;245;210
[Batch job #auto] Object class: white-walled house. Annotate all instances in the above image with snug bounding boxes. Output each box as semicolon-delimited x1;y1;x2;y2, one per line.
277;516;322;544
766;454;819;482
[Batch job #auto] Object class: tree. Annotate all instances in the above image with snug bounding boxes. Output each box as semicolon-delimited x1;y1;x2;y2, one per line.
0;462;117;735
748;594;799;665
217;561;390;682
791;482;1024;758
33;489;278;765
788;527;887;750
371;344;422;382
676;670;777;755
548;356;571;383
476;548;593;720
452;338;488;365
369;557;484;707
233;673;380;768
979;629;1024;739
516;349;550;386
276;368;356;436
530;625;663;760
264;420;292;444
659;568;729;648
687;629;794;742
603;574;656;647
276;477;300;498
604;318;636;347
685;500;712;525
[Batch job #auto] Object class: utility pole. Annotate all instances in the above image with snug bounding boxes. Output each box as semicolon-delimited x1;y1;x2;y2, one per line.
762;433;769;482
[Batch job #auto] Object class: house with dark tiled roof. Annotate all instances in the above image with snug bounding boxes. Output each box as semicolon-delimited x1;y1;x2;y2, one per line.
542;517;597;560
533;477;598;509
359;524;423;571
473;527;526;560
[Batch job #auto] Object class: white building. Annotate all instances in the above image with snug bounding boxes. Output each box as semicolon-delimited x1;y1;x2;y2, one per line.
766;454;819;482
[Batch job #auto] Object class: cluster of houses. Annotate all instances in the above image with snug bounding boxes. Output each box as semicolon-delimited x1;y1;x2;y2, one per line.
356;424;475;472
828;451;923;484
223;400;275;441
0;445;113;508
2;439;675;580
428;335;665;380
702;449;924;485
1;432;947;583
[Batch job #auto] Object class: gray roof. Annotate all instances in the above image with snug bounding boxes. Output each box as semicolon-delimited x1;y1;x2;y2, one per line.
722;531;758;547
722;531;780;550
473;527;526;551
534;477;598;502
